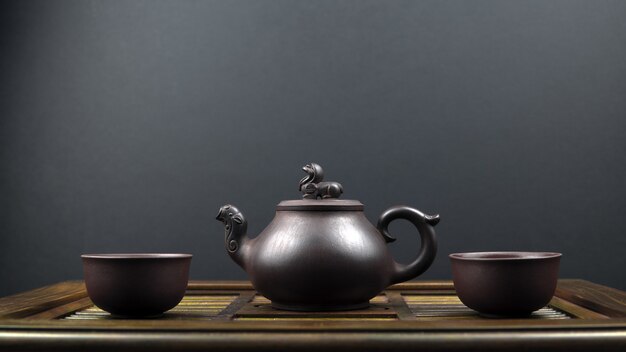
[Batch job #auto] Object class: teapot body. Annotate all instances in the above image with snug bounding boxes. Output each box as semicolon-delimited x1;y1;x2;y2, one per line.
215;163;439;311
246;210;393;311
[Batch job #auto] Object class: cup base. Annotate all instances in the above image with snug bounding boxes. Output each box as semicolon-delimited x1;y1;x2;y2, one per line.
478;311;533;318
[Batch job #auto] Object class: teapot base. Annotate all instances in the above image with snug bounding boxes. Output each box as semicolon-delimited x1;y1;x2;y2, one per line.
271;301;370;312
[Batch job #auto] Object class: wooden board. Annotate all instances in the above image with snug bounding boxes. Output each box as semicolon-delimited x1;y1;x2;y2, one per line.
0;280;625;351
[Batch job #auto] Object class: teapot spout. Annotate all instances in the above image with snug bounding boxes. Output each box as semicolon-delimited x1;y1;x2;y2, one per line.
216;204;249;269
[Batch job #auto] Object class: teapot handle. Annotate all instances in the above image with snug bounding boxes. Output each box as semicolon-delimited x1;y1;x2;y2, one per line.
377;206;439;285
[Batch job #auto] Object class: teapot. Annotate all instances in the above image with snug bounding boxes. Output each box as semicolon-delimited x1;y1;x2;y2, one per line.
216;163;439;311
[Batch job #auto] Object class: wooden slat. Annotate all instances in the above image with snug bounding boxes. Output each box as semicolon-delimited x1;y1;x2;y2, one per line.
2;316;626;331
235;317;397;322
549;296;609;320
1;328;625;352
556;279;626;318
24;297;93;320
212;292;255;320
386;292;417;321
0;282;87;319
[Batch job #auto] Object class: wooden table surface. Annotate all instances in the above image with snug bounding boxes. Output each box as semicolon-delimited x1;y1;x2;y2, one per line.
0;280;625;351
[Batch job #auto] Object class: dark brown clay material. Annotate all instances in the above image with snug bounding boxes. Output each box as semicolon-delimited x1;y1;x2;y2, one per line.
216;163;440;311
81;253;192;317
450;252;561;316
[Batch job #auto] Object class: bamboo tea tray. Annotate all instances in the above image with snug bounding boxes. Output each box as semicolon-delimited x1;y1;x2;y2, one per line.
0;280;625;351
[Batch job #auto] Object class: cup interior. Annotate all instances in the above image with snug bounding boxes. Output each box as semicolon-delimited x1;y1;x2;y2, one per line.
82;253;192;259
449;251;561;260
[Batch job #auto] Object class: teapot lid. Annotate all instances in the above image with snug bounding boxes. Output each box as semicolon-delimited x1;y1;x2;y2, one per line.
276;163;364;211
277;199;364;211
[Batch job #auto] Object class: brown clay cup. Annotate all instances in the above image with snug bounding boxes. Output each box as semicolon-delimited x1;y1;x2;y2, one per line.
82;253;192;317
450;252;561;317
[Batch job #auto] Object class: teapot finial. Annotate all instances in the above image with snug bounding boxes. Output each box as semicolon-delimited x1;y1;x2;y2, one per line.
299;163;343;199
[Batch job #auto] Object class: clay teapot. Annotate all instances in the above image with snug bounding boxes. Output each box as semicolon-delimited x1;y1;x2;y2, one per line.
216;163;440;311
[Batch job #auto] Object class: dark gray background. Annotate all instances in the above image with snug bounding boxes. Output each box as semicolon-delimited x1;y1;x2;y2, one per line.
1;0;625;297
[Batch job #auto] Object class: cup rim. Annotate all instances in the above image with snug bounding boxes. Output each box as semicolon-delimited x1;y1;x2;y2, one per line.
81;253;192;259
449;251;561;261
